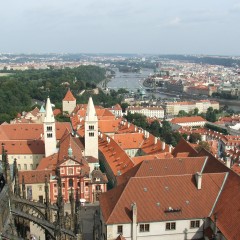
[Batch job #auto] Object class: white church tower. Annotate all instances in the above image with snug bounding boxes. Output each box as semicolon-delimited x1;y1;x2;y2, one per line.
44;97;57;157
84;97;98;159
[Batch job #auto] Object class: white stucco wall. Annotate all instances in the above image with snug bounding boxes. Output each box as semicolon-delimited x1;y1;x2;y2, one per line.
63;100;76;114
104;219;204;240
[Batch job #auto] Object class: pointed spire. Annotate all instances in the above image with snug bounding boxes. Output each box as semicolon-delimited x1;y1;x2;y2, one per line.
22;175;26;199
13;159;21;196
63;88;76;101
85;97;97;121
70;187;75;230
44;97;55;123
68;141;73;157
40;104;45;113
75;187;80;213
45;175;51;221
56;167;64;228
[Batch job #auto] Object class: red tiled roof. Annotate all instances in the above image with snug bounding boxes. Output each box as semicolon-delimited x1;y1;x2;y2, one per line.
0;122;71;140
53;109;61;116
172;138;198;157
58;130;84;162
98;133;135;176
37;153;58;170
19;170;52;184
0;140;45;154
212;171;240;239
100;173;227;224
63;89;76;101
171;116;206;124
117;157;207;185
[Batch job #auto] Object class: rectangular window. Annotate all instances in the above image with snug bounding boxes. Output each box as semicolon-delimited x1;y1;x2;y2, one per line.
89;132;94;137
38;185;42;191
89;125;94;130
24;164;27;170
18;164;21;170
47;133;52;138
47;126;52;131
190;220;200;228
68;168;74;175
166;222;176;230
30;164;33;170
139;224;150;232
117;225;123;234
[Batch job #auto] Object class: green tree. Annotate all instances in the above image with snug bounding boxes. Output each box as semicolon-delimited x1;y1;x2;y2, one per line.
193;108;199;115
178;110;188;117
189;133;202;143
206;107;217;122
120;103;129;113
148;120;161;137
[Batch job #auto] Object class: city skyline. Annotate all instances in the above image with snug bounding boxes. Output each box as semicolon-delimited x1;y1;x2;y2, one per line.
0;0;240;55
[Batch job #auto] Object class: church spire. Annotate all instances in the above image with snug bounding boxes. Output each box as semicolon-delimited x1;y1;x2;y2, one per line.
44;97;54;123
84;97;99;159
43;97;57;157
85;96;98;122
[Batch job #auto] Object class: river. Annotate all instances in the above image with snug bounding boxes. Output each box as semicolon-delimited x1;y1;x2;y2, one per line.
107;68;171;99
107;68;240;112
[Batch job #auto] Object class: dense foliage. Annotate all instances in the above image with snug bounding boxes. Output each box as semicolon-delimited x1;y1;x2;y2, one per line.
205;123;228;135
0;66;106;123
124;113;182;146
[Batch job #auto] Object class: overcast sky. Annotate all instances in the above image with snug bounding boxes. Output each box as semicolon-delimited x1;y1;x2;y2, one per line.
0;0;240;55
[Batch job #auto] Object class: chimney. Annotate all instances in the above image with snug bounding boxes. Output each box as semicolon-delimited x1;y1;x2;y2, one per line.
131;202;137;240
154;137;158;145
128;122;131;128
162;141;166;150
225;157;231;168
169;145;173;153
195;172;202;190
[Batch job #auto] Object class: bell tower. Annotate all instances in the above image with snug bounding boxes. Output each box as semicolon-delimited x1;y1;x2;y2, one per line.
44;97;57;157
84;97;98;159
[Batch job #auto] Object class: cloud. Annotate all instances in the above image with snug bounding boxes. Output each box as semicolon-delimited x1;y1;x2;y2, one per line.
168;17;181;26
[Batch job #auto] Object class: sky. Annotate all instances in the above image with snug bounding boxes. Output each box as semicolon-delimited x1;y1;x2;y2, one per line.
0;0;240;55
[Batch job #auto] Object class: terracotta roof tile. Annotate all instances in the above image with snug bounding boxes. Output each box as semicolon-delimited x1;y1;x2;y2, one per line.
100;173;227;224
0;122;71;141
172;138;198;157
212;171;240;239
117;157;207;185
19;170;52;184
0;140;45;154
171;116;206;124
98;133;135;176
63;89;76;101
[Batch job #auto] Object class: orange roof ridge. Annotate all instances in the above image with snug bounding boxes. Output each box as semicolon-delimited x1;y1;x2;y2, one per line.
63;89;76;101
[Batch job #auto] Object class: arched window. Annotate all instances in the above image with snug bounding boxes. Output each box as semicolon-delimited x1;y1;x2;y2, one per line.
96;185;101;191
68;178;73;187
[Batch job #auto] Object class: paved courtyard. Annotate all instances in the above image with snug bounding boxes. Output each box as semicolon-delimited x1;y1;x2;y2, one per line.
79;204;100;240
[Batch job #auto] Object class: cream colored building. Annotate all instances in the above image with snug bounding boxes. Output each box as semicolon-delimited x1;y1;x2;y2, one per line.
164;100;219;116
62;89;76;114
126;106;164;119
